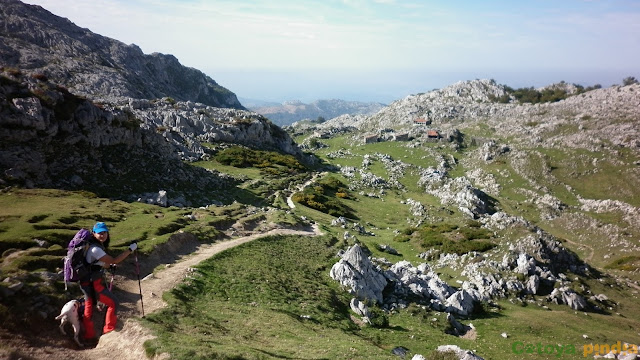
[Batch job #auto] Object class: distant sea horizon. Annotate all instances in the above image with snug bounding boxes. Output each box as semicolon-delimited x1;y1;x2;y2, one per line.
209;68;637;104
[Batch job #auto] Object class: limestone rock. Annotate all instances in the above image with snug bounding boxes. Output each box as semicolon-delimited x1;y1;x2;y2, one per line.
436;345;485;360
445;290;475;316
329;244;387;304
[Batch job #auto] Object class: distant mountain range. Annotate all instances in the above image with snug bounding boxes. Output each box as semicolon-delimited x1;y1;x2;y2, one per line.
241;98;386;126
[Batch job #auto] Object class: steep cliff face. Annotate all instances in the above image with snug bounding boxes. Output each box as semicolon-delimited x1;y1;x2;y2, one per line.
0;0;244;109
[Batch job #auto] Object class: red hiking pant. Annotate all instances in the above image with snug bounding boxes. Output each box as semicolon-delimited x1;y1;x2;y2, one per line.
80;277;119;339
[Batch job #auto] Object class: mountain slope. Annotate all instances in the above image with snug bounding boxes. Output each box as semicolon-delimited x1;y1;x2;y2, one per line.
0;0;243;109
293;79;640;272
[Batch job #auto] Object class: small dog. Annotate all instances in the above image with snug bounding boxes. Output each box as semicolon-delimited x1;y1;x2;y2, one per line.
55;299;83;347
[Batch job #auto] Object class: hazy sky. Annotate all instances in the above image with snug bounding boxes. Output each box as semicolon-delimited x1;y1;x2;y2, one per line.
23;0;640;103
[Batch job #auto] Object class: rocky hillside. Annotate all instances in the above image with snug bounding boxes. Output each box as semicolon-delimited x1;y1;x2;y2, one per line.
0;67;312;205
0;0;243;109
292;78;640;272
0;70;228;206
249;98;385;126
304;79;640;150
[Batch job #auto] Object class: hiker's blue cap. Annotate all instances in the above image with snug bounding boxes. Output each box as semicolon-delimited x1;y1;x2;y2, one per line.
93;222;109;233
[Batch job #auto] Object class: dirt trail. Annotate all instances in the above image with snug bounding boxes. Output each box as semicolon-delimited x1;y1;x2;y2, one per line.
88;226;320;360
286;172;323;209
561;237;595;263
6;225;320;360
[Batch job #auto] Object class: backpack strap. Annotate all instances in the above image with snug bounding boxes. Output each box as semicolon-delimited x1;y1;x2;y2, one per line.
85;243;106;276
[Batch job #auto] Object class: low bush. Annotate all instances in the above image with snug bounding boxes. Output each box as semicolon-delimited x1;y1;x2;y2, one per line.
292;177;356;218
401;222;495;255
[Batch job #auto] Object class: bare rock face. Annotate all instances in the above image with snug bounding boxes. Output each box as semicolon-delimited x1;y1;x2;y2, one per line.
548;286;587;310
0;72;233;205
445;290;475;316
329;244;388;304
123;98;306;161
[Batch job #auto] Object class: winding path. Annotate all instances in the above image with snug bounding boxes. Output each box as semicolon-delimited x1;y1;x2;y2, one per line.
286;172;324;209
90;225;320;360
30;225;321;360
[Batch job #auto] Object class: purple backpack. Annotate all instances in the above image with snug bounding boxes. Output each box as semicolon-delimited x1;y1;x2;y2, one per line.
63;229;93;289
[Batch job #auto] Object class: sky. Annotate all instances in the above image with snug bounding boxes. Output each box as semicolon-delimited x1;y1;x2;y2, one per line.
22;0;640;104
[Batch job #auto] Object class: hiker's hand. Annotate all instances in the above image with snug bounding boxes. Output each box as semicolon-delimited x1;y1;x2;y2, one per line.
129;242;137;252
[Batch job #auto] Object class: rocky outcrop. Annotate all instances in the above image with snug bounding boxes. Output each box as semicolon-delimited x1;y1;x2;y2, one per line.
434;345;485;360
0;0;243;109
330;248;478;316
329;244;387;304
418;167;495;218
122;98;305;161
548;286;587;310
0;69;312;202
293;79;640;156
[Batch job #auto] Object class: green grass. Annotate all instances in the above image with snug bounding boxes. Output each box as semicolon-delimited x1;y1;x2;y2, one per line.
143;234;378;359
540;147;640;207
0;189;207;255
141;233;640;360
605;255;640;271
397;222;496;256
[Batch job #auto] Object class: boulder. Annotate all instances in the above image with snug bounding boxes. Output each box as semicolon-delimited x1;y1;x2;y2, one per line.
446;313;473;336
445;290;475;316
349;298;372;318
330;244;387;304
436;345;485;360
524;275;540;295
548;287;587;310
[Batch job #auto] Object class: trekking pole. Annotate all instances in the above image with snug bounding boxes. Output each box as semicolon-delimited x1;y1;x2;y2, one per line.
133;249;145;317
108;264;117;291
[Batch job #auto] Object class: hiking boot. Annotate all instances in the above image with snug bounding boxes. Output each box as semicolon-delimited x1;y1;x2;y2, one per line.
83;337;99;347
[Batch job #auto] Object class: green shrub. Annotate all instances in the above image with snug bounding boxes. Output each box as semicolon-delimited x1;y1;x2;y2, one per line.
402;223;495;255
393;234;411;243
214;146;306;177
292;179;355;219
367;305;389;328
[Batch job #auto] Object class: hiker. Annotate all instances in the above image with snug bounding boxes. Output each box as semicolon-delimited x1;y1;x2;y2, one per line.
80;222;137;341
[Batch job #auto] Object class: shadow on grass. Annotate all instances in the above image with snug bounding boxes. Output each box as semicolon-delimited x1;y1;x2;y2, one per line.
254;348;330;360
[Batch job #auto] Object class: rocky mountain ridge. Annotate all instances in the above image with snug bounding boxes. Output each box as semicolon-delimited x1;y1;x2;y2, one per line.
0;0;243;109
303;78;640;151
249;98;385;126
